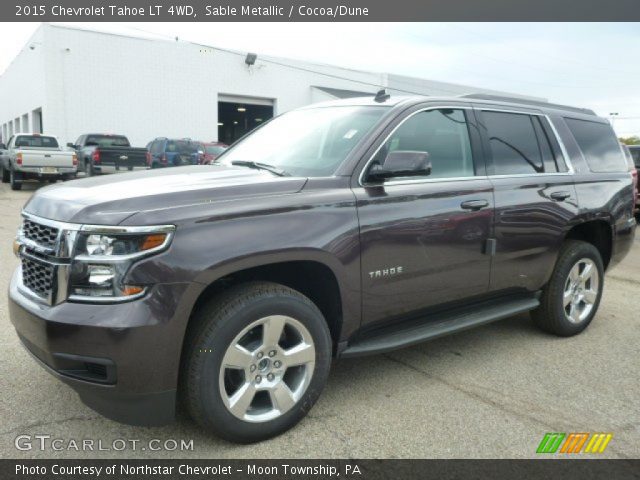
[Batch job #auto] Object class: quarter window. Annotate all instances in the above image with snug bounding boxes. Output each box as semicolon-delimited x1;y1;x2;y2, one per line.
372;108;475;180
482;111;544;175
565;118;627;173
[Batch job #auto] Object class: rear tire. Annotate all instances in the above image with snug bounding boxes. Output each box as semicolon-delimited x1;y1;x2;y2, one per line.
532;240;604;336
10;169;22;191
84;160;93;177
182;281;332;443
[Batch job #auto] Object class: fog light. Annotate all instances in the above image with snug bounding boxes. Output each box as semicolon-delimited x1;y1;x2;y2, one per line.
88;265;115;286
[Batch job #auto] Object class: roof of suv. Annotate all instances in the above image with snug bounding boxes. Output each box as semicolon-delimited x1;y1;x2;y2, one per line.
308;93;598;119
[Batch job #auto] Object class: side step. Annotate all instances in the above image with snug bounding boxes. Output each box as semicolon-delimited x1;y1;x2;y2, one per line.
340;296;540;358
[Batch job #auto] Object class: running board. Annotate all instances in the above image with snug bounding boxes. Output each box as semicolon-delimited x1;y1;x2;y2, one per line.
340;296;540;358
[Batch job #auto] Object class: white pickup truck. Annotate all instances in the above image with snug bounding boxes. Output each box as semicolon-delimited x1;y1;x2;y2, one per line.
0;133;77;190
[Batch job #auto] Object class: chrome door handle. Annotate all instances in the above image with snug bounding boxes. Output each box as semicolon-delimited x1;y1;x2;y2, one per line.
550;191;571;201
460;199;489;211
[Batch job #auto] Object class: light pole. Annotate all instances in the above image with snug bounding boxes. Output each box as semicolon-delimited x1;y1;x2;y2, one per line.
609;112;619;130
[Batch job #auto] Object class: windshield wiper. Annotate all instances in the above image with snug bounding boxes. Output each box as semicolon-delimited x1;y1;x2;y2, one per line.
231;160;290;177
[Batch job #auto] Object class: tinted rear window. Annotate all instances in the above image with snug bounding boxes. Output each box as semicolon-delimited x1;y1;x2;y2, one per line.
86;135;130;147
14;135;58;148
166;140;199;154
564;118;626;173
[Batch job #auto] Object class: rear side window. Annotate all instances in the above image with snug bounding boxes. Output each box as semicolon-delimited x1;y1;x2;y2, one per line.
14;135;59;148
482;111;544;175
564;118;626;173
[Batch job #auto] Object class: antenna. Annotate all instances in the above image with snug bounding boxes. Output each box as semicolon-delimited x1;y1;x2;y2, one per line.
374;89;390;103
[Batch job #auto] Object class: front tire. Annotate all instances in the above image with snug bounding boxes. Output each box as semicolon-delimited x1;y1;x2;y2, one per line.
183;282;332;443
532;240;604;336
1;165;9;183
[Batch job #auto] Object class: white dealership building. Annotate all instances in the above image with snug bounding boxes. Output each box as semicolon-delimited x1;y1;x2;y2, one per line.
0;24;542;147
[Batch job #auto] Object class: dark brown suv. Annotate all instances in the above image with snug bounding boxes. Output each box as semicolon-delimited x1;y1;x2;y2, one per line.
9;94;636;443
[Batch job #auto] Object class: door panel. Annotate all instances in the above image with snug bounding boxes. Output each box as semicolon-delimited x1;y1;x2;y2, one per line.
354;179;494;327
473;107;579;293
489;176;578;292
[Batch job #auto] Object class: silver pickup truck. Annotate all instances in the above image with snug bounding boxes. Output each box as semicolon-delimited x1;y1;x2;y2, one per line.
0;133;77;190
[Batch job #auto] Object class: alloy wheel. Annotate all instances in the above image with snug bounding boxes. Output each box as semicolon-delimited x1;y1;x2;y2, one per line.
563;258;599;324
219;315;316;423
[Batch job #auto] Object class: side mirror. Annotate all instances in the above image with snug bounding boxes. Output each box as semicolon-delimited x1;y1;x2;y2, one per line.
367;150;432;182
66;143;76;149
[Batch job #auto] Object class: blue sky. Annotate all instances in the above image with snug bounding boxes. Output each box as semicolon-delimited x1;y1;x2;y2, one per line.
1;22;638;137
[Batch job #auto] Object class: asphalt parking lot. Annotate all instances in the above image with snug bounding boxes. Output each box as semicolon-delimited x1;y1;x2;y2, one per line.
1;179;638;459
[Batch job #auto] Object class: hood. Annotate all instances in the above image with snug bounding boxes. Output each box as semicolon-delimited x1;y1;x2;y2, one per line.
24;165;308;225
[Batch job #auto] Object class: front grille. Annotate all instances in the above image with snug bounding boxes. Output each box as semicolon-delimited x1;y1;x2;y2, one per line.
21;256;54;299
23;219;59;249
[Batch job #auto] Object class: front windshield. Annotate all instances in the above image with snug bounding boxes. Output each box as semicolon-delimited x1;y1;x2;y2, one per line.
220;106;389;177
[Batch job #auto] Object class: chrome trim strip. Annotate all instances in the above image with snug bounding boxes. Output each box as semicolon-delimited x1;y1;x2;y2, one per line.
79;224;176;234
74;230;174;262
544;116;575;175
68;288;147;304
358;104;576;187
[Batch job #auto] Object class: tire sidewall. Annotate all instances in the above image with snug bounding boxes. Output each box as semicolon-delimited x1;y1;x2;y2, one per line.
549;242;604;335
189;292;331;443
10;168;22;190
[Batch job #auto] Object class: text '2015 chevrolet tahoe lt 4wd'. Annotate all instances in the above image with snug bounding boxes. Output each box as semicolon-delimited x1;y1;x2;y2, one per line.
9;94;636;443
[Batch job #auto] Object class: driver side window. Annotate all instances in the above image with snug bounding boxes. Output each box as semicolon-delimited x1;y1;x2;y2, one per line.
374;108;475;180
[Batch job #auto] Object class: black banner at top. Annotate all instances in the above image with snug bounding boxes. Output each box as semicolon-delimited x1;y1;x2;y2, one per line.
4;0;640;21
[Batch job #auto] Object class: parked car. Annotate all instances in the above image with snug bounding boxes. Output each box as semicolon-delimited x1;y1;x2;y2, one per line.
68;134;147;177
1;133;77;190
0;142;9;172
200;141;228;164
9;94;636;443
623;144;640;215
146;138;203;168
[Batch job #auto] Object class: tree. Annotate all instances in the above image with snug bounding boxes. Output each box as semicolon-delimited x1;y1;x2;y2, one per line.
619;136;640;145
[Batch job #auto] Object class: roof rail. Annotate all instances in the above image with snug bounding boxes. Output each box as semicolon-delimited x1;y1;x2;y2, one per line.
459;93;596;116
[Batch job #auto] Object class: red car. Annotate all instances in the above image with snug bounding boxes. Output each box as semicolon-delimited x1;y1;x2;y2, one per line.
200;142;228;164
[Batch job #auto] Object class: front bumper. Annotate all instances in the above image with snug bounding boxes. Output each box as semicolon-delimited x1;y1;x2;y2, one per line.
9;269;194;426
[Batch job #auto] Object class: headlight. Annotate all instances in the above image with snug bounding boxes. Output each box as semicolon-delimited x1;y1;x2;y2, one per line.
68;225;174;302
